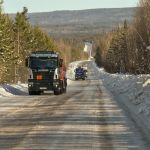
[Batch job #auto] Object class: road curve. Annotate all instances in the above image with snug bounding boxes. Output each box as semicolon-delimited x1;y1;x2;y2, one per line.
0;63;149;150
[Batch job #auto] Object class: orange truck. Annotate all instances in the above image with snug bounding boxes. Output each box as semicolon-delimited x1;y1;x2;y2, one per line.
25;51;67;95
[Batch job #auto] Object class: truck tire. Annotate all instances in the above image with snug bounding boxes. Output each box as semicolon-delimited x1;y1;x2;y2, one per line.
36;91;41;95
29;91;34;95
54;90;60;95
54;80;64;95
63;86;67;93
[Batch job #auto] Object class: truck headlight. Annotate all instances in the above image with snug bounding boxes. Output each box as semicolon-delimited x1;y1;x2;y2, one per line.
28;82;33;86
53;81;59;86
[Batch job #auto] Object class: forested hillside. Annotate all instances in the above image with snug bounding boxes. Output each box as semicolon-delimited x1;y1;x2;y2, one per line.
10;8;135;36
0;3;87;83
95;0;150;74
0;5;56;83
0;0;149;84
0;3;53;83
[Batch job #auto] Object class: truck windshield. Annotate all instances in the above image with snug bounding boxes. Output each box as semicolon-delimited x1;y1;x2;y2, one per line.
30;58;58;69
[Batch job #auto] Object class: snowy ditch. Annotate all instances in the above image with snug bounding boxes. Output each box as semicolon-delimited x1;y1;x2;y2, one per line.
0;84;28;97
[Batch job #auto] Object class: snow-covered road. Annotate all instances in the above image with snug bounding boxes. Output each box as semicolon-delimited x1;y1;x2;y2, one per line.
0;60;150;149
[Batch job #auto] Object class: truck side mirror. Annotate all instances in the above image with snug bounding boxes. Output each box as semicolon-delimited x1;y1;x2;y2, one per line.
25;58;29;67
59;61;62;67
59;59;63;67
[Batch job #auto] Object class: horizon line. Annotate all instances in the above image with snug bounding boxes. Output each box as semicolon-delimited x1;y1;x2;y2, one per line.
5;6;137;14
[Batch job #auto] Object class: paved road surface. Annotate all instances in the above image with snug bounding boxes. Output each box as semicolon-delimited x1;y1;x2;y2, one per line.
0;63;149;150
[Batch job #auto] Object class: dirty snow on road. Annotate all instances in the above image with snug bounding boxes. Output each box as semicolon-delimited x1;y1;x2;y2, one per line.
0;61;149;149
0;61;150;148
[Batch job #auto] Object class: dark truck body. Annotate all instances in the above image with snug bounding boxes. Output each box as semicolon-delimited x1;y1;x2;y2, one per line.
25;51;67;95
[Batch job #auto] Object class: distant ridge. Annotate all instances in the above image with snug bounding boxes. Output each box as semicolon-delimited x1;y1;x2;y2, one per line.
9;7;136;35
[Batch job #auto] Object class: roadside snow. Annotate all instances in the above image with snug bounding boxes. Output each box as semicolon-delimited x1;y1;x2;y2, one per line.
98;67;150;116
89;61;150;140
67;60;150;140
0;84;28;97
0;79;74;97
89;61;150;115
0;86;13;97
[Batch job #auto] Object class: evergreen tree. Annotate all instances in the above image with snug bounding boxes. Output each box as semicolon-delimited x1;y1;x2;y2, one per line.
95;47;102;67
12;7;56;82
0;6;15;82
105;21;128;73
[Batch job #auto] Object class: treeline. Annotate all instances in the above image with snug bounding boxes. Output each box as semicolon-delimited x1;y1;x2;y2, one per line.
0;2;87;83
95;0;150;74
0;4;58;83
53;37;88;65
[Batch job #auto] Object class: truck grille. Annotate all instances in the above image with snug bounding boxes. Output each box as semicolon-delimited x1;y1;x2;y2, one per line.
33;70;55;81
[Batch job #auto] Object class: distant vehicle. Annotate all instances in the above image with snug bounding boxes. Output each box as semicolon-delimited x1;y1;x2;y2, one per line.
74;66;87;80
25;51;67;95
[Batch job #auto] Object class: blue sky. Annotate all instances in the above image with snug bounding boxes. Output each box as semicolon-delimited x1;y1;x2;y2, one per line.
3;0;139;13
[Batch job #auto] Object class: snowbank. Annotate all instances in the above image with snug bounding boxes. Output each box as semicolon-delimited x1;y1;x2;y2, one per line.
98;68;150;116
90;61;150;140
0;84;28;97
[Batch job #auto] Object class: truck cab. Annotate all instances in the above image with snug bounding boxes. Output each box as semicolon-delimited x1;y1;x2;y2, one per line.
25;51;67;95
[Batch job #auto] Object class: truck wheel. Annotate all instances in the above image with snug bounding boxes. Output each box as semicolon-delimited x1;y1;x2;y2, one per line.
65;79;67;87
29;91;34;95
54;90;60;95
60;86;63;94
63;86;67;93
36;91;41;95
